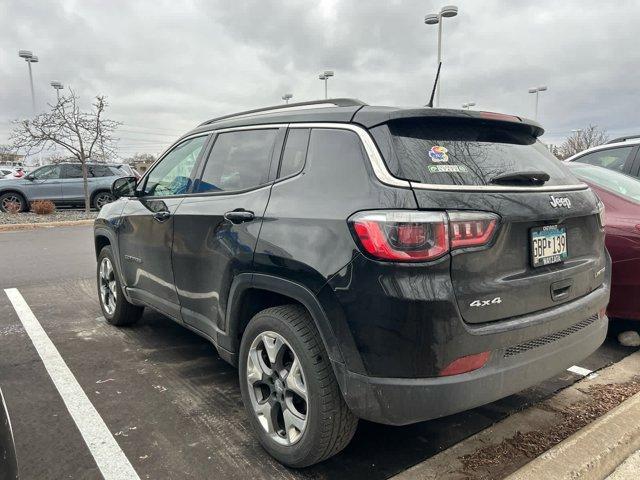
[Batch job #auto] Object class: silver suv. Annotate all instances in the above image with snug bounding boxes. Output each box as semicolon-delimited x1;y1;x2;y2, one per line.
0;162;126;212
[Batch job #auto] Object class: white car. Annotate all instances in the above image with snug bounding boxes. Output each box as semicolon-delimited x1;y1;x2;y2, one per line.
564;135;640;179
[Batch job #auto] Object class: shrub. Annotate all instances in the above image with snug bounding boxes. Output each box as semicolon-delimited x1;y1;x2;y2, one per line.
30;200;56;215
5;201;21;214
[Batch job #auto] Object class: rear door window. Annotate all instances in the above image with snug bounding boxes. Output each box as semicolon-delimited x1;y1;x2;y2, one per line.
278;128;310;178
573;146;634;173
371;119;581;187
195;129;278;193
62;164;83;178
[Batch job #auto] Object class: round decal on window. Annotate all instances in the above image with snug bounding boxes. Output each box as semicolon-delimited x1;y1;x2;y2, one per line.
428;145;449;163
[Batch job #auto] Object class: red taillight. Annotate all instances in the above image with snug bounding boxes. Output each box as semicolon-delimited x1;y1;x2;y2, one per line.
351;211;449;262
439;351;490;376
349;210;499;262
449;212;498;249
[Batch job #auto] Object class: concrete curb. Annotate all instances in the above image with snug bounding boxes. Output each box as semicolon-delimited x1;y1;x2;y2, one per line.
506;390;640;480
392;350;640;480
0;219;94;232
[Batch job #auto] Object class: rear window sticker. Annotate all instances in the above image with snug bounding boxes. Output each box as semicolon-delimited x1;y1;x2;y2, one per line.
427;164;468;173
428;145;449;163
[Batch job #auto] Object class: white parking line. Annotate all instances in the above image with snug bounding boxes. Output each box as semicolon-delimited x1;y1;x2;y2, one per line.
4;288;140;480
567;365;594;377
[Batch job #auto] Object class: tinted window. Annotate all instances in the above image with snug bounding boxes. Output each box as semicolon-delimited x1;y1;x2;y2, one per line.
573;146;633;173
196;129;277;193
279;128;310;178
371;119;580;187
144;135;206;196
90;165;116;177
62;164;83;178
32;165;61;180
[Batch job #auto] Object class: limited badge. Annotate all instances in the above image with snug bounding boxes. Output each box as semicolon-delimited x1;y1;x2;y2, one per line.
427;165;468;173
428;145;449;163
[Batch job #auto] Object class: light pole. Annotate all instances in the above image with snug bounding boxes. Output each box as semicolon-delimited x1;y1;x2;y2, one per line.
318;70;334;99
51;81;64;101
18;50;38;114
424;5;458;107
462;102;476;110
282;93;293;104
528;86;547;121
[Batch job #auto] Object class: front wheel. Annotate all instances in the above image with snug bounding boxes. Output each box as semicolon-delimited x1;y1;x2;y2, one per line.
239;305;358;467
0;192;26;213
97;246;143;326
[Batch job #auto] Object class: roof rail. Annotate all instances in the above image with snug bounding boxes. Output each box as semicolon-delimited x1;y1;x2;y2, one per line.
605;134;640;144
199;98;367;126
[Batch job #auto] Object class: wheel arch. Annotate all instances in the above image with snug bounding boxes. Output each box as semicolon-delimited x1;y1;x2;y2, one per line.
94;226;135;304
223;273;346;369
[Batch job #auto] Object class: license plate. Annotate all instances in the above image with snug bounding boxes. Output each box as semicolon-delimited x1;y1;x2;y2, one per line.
531;225;568;267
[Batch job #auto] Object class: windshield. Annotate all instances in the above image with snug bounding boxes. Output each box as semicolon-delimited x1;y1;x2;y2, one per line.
567;163;640;203
370;119;581;187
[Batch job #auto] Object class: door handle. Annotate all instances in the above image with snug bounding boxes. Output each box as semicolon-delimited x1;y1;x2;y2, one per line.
153;211;171;222
224;209;255;224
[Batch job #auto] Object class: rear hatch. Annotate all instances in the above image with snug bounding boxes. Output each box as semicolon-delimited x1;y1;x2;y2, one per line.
369;114;607;323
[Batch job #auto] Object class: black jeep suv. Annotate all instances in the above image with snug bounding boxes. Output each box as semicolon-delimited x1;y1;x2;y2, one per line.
94;99;610;467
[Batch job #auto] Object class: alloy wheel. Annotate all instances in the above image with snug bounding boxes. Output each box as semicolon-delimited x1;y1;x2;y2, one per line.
99;257;117;315
246;331;308;445
1;195;22;212
95;193;114;210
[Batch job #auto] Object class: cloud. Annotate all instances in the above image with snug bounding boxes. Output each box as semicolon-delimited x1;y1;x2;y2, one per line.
1;0;639;159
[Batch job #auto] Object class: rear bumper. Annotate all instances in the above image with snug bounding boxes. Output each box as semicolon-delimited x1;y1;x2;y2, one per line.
333;310;608;426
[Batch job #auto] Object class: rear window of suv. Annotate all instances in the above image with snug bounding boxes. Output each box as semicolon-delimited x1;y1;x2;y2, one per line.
370;119;581;187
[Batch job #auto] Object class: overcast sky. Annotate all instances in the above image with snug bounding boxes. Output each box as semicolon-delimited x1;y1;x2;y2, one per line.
1;0;639;160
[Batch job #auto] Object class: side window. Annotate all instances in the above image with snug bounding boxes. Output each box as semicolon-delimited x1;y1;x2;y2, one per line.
89;165;115;177
144;135;207;196
32;165;62;180
574;146;633;172
279;128;310;178
196;129;277;193
62;164;83;179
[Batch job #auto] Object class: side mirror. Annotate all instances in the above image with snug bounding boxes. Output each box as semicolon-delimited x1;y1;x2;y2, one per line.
111;176;138;199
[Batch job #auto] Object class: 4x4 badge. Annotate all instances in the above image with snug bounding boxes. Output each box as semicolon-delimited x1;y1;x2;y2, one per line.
549;195;571;208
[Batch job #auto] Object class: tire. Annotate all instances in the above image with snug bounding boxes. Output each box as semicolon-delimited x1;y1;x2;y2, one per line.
0;192;26;213
97;246;143;326
239;305;358;467
93;191;114;210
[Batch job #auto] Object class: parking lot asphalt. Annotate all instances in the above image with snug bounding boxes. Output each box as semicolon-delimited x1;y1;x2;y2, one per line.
0;225;635;480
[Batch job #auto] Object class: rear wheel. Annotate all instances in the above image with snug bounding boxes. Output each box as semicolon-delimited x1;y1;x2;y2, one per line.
93;191;114;210
239;305;358;467
0;192;26;213
97;246;143;326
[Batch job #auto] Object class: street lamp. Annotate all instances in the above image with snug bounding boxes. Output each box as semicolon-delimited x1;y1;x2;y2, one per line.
18;50;38;114
318;70;334;99
528;85;547;121
50;81;64;100
462;102;476;110
282;93;293;104
424;5;458;107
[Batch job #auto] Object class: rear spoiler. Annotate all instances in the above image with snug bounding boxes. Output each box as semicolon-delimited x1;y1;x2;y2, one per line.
353;108;545;138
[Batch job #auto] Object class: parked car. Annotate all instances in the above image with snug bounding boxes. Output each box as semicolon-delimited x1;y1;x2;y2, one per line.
0;163;126;212
565;135;640;178
567;162;640;320
0;387;18;480
94;99;610;467
0;168;12;178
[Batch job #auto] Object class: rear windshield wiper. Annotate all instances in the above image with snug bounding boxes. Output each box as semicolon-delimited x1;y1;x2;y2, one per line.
490;171;550;186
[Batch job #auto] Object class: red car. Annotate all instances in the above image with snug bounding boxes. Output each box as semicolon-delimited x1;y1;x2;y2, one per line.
567;163;640;320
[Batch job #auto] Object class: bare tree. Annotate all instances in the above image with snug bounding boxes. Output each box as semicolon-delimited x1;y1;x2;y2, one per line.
10;90;120;212
558;124;609;159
